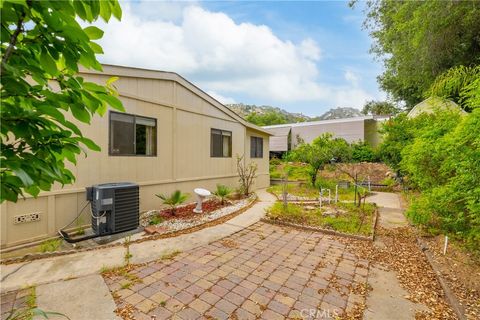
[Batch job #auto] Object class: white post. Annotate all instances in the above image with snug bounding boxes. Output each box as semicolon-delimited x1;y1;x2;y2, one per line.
368;176;371;192
335;185;338;204
328;189;331;204
319;190;323;209
443;236;448;255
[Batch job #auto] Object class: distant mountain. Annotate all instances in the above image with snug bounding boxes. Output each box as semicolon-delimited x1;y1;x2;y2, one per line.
227;103;311;124
317;107;363;120
226;103;362;126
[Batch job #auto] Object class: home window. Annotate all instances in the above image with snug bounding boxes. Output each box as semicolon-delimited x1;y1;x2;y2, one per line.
109;112;157;156
250;136;263;158
211;129;232;157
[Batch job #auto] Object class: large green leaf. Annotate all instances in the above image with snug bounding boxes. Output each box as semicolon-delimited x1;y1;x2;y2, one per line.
78;137;101;152
111;0;122;20
12;168;34;187
99;93;124;111
83;26;104;40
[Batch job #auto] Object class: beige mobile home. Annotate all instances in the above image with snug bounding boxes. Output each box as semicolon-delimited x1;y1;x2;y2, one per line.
0;65;270;250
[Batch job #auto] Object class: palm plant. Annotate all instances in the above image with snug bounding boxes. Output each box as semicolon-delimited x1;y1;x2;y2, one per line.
156;190;188;216
213;184;232;205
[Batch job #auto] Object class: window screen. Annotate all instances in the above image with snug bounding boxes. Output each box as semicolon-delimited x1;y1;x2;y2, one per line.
110;113;135;155
211;129;232;157
109;112;157;156
250;136;263;158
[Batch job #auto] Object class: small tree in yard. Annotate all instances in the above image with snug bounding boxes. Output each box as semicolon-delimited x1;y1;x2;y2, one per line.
287;133;351;186
236;155;257;196
156;190;188;216
213;184;232;205
336;163;369;207
1;0;124;202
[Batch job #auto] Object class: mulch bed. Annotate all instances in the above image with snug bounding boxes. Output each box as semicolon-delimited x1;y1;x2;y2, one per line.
420;236;480;320
154;199;226;221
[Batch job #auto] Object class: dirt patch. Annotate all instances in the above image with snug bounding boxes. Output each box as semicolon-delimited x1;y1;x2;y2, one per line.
320;163;394;183
422;235;480;319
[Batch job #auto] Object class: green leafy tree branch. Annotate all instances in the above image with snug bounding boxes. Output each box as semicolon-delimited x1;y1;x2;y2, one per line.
1;0;124;202
287;133;351;186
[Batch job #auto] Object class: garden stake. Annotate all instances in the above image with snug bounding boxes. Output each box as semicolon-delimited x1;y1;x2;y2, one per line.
443;235;448;255
335;185;338;203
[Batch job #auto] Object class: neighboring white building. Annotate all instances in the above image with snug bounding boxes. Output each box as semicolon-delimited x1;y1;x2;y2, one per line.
263;115;389;157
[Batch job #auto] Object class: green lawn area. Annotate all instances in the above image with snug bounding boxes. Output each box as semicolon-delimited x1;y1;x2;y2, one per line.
266;201;376;236
269;162;310;180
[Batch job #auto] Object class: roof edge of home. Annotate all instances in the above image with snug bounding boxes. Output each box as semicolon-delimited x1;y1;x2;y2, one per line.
262;115;390;129
79;64;272;136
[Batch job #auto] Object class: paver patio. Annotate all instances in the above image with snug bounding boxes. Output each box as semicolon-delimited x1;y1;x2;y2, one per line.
104;222;369;319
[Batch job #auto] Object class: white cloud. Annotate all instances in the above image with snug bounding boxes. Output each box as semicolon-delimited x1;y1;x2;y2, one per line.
206;91;236;104
94;2;380;110
344;70;359;85
300;39;322;60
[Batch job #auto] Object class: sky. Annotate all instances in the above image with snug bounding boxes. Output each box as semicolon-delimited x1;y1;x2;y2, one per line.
94;0;386;117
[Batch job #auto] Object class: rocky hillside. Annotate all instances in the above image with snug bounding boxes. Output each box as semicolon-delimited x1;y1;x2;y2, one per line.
226;103;362;126
227;104;311;123
317;107;362;120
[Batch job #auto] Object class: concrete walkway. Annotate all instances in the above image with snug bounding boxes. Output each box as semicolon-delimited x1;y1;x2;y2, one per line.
0;189;275;294
367;191;408;228
35;275;120;320
365;192;428;320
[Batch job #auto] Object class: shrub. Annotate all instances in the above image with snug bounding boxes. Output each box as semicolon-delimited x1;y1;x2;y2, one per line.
156;190;189;216
351;141;378;162
381;177;396;187
269;157;282;166
314;176;336;190
213;184;232;205
383;108;480;251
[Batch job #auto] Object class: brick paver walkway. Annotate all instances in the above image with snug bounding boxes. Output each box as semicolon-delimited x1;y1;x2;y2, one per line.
104;222;369;319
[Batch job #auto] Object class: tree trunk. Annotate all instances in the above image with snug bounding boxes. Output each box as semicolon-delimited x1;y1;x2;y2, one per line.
1;4;28;72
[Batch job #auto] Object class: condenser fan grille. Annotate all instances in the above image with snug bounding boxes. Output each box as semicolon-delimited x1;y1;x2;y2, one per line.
113;187;139;232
